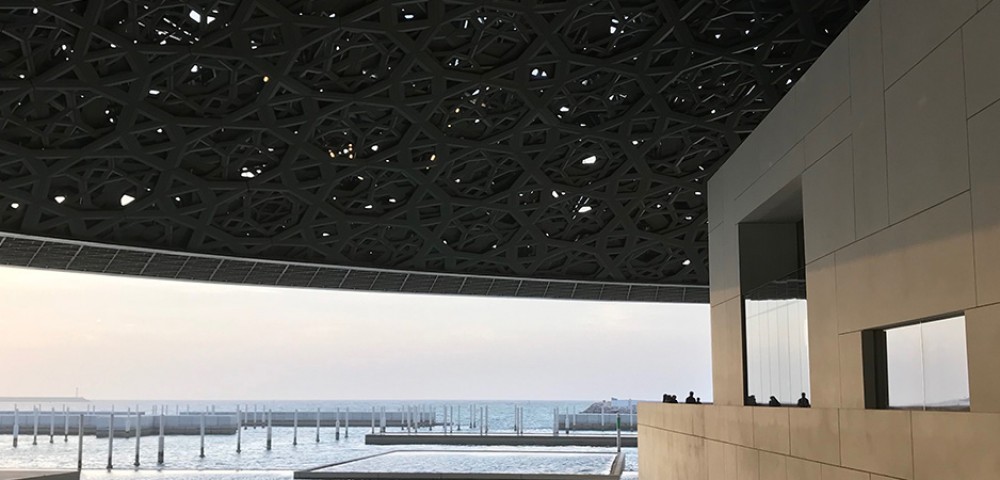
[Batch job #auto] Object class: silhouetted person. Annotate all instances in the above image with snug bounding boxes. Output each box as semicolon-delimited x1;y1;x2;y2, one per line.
667;395;678;404
685;391;697;404
662;393;670;403
746;395;758;406
797;393;810;408
696;397;701;404
768;396;781;407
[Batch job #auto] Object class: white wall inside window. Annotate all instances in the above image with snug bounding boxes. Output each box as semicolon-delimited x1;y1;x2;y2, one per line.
744;298;810;404
886;316;969;409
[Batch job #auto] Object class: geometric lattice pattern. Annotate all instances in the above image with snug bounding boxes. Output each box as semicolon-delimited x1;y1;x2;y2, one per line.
0;1;866;289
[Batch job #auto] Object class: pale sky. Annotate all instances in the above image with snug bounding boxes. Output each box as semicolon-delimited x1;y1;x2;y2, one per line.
0;265;712;402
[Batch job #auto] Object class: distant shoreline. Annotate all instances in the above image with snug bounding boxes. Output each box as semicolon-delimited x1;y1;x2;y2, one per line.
0;396;88;402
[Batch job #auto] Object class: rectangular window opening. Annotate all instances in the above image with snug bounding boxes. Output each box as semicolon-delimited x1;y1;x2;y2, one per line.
865;315;970;411
742;268;809;406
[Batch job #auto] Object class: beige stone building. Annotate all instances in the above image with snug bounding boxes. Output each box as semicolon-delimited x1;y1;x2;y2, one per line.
639;0;1000;478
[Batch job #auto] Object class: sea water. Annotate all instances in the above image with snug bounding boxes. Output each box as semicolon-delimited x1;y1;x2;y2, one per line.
0;400;640;479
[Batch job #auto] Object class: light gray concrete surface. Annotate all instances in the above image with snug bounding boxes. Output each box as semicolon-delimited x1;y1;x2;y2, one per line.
0;471;79;480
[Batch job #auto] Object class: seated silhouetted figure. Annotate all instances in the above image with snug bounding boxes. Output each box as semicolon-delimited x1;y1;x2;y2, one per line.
768;396;781;407
746;394;758;406
662;393;670;403
797;393;811;408
685;391;697;404
696;397;701;404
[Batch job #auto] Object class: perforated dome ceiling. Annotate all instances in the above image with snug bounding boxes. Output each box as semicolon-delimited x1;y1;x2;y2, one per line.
0;1;866;300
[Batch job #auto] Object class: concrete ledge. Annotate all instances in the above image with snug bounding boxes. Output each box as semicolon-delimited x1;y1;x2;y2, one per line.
295;450;625;480
0;471;79;480
641;403;1000;480
365;434;637;448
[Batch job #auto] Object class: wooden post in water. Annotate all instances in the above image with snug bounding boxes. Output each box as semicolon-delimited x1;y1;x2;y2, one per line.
64;406;69;442
380;406;386;434
107;410;114;470
514;407;522;435
616;413;622;453
32;406;39;445
49;407;55;443
266;410;273;450
344;408;349;438
335;408;340;440
565;407;570;435
236;407;242;453
516;406;520;435
293;409;298;446
553;407;558;437
316;408;321;443
134;408;141;467
77;414;84;471
12;406;19;448
157;413;165;465
199;411;206;458
253;405;257;429
484;405;489;435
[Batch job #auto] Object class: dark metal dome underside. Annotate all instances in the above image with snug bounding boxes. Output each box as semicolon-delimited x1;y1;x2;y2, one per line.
0;0;865;300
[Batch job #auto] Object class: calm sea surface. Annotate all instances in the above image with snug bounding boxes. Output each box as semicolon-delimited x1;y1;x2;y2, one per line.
0;400;640;480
